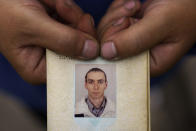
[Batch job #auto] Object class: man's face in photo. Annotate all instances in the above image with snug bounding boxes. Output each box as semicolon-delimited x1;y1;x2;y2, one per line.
85;71;107;99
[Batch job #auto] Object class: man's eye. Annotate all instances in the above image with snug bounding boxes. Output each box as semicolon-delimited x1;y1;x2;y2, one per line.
98;80;104;84
88;80;93;84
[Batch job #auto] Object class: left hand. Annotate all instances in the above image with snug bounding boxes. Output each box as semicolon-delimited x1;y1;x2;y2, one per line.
0;0;98;84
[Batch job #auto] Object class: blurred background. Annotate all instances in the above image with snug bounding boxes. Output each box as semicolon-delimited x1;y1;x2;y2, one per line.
151;56;196;131
0;55;196;131
0;54;47;131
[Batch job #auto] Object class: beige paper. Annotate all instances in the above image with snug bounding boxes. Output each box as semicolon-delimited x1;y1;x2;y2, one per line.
47;49;150;131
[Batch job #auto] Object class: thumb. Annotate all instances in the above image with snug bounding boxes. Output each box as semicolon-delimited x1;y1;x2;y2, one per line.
101;12;170;59
28;12;99;59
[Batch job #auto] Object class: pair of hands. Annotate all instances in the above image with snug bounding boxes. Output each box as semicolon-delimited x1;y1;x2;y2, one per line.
0;0;196;84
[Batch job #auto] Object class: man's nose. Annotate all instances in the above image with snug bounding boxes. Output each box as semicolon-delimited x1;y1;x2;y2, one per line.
93;82;99;90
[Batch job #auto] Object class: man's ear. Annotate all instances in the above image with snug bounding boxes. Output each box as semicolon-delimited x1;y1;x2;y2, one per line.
85;82;87;89
105;81;108;89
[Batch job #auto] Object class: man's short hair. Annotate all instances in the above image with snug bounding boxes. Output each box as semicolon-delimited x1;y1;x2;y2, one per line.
85;68;107;82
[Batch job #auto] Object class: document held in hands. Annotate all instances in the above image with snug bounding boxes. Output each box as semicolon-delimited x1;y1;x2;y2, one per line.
47;49;150;131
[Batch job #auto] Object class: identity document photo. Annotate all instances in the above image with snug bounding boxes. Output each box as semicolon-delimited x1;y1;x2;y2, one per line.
74;64;116;118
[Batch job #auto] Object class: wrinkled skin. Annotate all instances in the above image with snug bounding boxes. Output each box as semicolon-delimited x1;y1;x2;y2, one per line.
98;0;196;77
0;0;98;84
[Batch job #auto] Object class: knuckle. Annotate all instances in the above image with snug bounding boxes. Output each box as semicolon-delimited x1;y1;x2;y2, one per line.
17;1;45;11
131;36;144;55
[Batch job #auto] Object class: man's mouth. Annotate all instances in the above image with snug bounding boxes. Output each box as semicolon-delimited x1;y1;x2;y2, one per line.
92;92;99;95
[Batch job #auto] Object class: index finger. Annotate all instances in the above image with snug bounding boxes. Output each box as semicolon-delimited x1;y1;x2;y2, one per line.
98;0;141;38
41;0;83;25
41;0;96;37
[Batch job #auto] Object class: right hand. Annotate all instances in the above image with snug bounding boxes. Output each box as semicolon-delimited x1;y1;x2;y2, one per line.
98;0;196;77
0;0;98;84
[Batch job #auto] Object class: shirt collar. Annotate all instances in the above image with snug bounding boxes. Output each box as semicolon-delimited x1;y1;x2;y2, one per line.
85;97;107;117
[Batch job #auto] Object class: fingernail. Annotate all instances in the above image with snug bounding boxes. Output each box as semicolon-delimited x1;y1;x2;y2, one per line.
66;0;73;6
134;18;139;23
101;41;117;59
113;17;125;26
124;0;135;10
134;18;139;22
90;15;95;27
82;40;98;59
